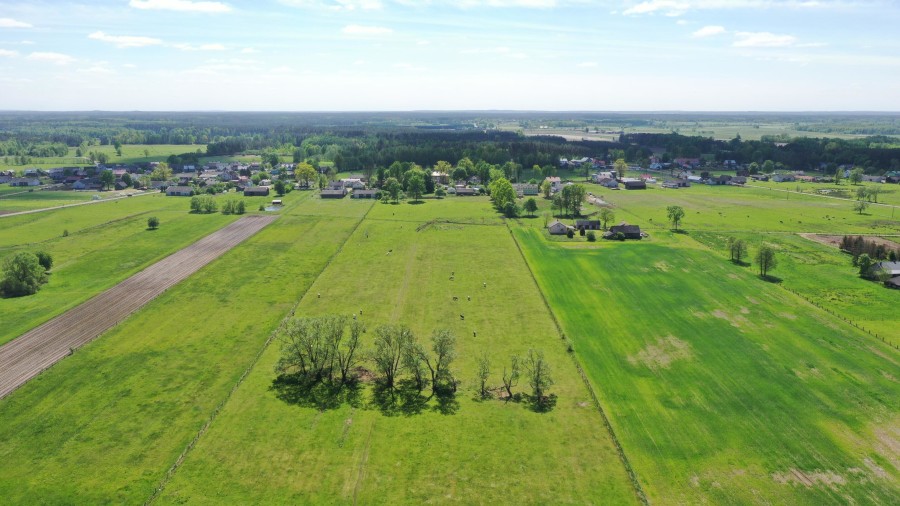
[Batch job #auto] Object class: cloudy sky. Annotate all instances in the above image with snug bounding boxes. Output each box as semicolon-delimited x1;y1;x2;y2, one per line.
0;0;898;111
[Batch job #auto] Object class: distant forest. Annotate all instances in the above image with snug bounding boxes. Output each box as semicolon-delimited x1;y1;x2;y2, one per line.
1;111;899;173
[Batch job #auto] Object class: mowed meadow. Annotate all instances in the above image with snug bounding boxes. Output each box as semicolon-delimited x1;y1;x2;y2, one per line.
157;197;637;504
515;229;899;504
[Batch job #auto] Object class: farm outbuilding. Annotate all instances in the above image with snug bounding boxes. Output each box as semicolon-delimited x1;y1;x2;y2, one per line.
243;186;270;197
606;223;642;239
624;181;647;190
320;189;347;199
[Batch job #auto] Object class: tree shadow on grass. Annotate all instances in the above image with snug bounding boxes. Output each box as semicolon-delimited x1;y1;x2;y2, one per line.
527;393;558;413
672;229;689;234
371;379;429;417
760;274;783;284
731;260;751;267
407;200;426;205
271;373;363;411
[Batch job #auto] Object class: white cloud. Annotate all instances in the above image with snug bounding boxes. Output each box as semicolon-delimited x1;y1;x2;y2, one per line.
692;25;726;38
0;18;33;28
26;52;76;65
240;47;259;54
280;0;383;10
456;0;559;6
20;40;35;45
129;0;232;13
733;31;796;47
624;1;689;16
342;24;393;35
124;63;138;68
577;61;597;67
88;31;164;48
0;49;19;57
174;43;226;51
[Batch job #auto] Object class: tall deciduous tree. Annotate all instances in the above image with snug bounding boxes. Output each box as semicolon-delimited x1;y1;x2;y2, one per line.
525;349;553;406
613;158;628;179
295;162;317;188
476;353;491;399
849;167;864;185
406;168;426;202
502;355;520;401
523;197;538;217
489;177;516;213
598;208;615;230
99;170;115;190
373;324;414;389
755;244;777;278
384;177;402;203
667;205;685;231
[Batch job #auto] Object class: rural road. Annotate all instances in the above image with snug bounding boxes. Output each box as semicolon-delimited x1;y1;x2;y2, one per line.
0;215;276;399
0;189;155;218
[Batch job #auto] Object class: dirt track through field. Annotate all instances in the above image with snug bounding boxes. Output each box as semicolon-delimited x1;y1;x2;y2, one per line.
0;215;276;399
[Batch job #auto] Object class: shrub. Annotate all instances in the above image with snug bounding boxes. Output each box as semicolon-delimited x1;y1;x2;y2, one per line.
236;200;246;214
586;231;596;242
147;216;159;230
1;252;47;297
566;229;574;239
35;251;53;271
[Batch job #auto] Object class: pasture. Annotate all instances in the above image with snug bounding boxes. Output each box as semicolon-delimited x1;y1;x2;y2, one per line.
156;197;637;504
514;228;899;504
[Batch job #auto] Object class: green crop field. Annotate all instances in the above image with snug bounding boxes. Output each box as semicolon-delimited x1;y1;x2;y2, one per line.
514;228;899;504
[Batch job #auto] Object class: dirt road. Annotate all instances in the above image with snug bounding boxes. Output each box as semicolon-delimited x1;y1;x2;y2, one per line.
0;215;276;399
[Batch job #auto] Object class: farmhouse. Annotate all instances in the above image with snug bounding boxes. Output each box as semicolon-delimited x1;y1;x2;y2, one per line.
352;189;378;199
873;262;900;277
431;171;449;185
547;220;571;235
544;176;562;193
166;185;194;196
606;223;642;239
244;186;270;197
575;220;601;231
513;183;539;197
9;177;41;187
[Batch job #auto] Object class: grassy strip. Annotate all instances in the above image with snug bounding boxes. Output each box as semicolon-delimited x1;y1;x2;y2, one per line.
145;198;374;504
505;222;649;506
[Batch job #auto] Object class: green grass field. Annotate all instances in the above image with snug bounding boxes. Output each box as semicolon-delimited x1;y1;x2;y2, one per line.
156;197;637;504
514;228;899;504
0;183;897;504
0;192;368;503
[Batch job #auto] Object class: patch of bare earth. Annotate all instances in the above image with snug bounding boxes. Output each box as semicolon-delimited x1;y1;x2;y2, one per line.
800;233;900;250
712;309;750;328
653;261;670;272
746;296;760;305
628;335;691;371
772;469;846;489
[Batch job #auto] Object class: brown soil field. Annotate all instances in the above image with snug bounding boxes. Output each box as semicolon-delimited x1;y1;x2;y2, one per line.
799;233;900;250
0;215;275;399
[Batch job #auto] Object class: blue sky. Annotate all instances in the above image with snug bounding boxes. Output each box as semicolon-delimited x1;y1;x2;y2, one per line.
0;0;898;111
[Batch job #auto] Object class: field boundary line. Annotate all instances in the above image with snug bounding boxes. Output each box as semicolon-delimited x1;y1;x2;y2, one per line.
504;223;650;506
145;203;375;504
0;189;156;218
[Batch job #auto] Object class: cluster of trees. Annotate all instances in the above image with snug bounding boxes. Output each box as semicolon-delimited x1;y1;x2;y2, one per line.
551;184;587;217
221;200;247;215
189;195;218;213
723;237;778;278
0;141;68;159
276;316;458;397
841;236;899;263
274;315;555;411
489;177;518;217
1;251;52;297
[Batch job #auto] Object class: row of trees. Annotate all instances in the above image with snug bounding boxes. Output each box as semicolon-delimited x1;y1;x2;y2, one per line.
275;315;555;411
841;236;900;263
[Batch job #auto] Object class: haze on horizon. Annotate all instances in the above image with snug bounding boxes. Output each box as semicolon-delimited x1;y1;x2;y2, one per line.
1;1;898;112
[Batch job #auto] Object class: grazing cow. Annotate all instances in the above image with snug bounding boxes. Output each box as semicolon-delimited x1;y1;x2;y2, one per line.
452;296;458;301
460;314;465;320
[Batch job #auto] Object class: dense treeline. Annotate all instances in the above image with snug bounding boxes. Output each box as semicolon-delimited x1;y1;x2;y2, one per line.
621;133;900;173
